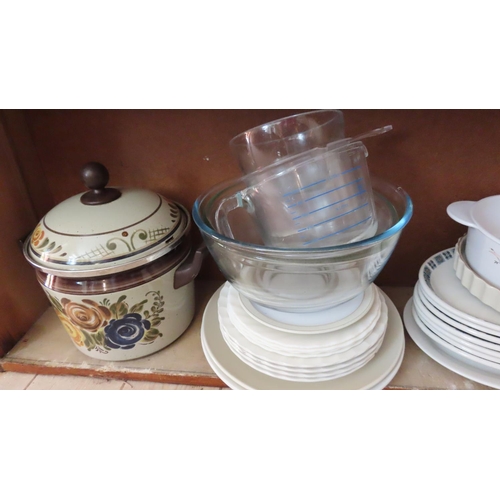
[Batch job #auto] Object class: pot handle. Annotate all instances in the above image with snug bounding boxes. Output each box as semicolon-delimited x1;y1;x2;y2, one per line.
173;242;208;289
446;201;477;228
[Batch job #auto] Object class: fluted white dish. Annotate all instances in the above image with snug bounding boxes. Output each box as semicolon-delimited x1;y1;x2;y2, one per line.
238;284;377;334
418;248;500;333
403;297;500;389
454;235;500;313
225;282;383;357
221;330;384;382
218;282;388;371
201;284;405;390
220;324;384;375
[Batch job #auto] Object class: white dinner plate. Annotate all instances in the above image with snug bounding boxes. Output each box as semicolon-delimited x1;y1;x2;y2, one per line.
201;337;246;390
414;285;500;355
412;304;500;372
413;296;500;363
201;284;405;390
418;248;500;332
403;297;500;389
415;282;500;344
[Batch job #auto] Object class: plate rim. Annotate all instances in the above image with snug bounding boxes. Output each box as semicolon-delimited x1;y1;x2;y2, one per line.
238;284;376;334
226;282;385;357
415;282;500;341
403;296;500;389
413;286;500;355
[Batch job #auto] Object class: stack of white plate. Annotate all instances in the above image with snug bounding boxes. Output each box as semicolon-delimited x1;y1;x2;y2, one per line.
403;247;500;389
201;282;406;390
219;282;388;382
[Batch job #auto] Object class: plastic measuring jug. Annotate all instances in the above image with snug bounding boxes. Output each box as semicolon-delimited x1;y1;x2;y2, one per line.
216;140;378;248
229;109;346;175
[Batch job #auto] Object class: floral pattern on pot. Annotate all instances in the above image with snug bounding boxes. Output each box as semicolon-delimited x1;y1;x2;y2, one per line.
47;291;165;354
60;298;111;332
31;225;45;246
55;310;86;347
31;224;66;256
104;313;151;350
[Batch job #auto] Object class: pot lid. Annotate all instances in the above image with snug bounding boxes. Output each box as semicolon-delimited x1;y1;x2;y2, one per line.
24;162;190;277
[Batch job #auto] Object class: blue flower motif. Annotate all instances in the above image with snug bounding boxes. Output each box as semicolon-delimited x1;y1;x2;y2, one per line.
104;313;151;350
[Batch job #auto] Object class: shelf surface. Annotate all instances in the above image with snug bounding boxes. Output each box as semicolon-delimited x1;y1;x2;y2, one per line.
0;280;493;389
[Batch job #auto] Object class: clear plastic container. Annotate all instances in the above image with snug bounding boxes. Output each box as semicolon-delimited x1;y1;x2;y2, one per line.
216;140;377;248
229;109;345;175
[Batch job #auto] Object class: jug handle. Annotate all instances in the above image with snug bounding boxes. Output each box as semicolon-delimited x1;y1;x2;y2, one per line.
214;192;254;239
173;242;208;289
446;201;477;228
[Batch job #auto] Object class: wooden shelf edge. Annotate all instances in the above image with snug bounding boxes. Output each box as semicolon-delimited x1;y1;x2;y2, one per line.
0;359;228;388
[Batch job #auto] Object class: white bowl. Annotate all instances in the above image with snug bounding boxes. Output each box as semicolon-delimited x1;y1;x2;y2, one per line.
448;197;500;289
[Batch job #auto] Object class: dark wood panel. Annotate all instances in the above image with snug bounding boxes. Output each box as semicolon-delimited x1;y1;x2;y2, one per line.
22;109;500;286
0;115;49;357
1;110;54;219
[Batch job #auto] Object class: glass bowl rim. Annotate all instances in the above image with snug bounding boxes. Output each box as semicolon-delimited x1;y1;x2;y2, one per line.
192;176;413;256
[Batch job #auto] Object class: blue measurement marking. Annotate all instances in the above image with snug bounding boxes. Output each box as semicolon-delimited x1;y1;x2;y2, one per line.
292;189;366;221
282;164;362;198
297;202;369;232
286;178;363;210
302;216;372;246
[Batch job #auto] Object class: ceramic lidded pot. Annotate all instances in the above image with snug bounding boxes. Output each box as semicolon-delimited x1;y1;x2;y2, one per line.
23;162;206;361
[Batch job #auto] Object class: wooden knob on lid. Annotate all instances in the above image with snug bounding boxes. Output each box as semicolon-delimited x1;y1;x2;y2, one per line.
80;162;121;205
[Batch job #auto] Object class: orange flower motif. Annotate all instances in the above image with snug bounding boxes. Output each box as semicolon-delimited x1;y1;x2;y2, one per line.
31;225;45;247
61;298;112;333
56;310;86;347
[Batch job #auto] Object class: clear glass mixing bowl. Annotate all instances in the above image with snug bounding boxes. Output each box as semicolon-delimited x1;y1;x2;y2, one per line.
193;176;413;313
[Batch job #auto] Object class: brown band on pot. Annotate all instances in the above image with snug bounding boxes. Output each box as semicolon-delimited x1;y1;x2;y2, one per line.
36;237;192;295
